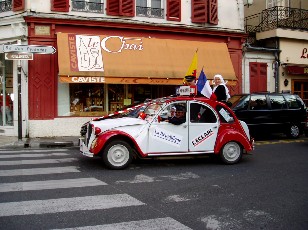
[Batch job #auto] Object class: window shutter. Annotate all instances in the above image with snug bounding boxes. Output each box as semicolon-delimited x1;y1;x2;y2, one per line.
107;0;120;16
191;0;207;23
13;0;25;11
51;0;69;12
167;0;181;22
209;0;218;24
121;0;134;17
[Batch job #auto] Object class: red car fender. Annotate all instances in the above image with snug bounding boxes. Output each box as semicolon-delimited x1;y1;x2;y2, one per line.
214;126;253;154
90;130;146;157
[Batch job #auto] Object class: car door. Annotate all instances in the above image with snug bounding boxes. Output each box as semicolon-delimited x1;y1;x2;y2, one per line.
147;102;189;154
188;101;219;152
268;94;288;132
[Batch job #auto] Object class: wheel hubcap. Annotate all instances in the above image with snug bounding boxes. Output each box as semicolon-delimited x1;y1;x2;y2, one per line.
223;142;240;162
290;126;299;137
108;145;129;166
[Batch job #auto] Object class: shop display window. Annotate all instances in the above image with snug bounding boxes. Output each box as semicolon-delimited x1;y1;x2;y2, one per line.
0;54;14;126
58;83;106;117
108;84;125;112
57;82;175;117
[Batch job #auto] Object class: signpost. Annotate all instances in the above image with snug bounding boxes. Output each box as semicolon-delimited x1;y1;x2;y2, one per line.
3;44;56;54
5;53;33;60
2;42;56;140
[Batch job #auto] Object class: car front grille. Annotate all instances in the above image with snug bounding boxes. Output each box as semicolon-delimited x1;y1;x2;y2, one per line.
85;123;92;146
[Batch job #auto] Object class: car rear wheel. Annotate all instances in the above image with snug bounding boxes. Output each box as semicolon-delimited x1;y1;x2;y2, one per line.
220;141;242;164
286;123;300;139
103;140;133;169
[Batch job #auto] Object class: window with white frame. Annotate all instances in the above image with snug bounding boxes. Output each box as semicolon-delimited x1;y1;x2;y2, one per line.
136;0;164;18
266;0;289;8
266;0;290;22
0;0;12;12
72;0;104;13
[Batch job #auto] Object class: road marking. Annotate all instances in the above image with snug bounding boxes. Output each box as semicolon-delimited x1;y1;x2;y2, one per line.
0;158;77;166
0;178;107;193
0;166;80;177
0;194;145;217
254;139;306;146
0;153;69;158
53;217;192;230
0;149;68;153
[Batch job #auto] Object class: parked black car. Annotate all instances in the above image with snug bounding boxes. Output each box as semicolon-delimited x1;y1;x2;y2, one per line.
229;92;308;138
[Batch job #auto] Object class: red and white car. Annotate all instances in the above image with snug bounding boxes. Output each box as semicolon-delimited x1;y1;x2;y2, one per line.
80;93;254;169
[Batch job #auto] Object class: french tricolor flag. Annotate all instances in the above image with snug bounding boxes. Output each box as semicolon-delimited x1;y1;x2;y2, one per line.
197;69;216;100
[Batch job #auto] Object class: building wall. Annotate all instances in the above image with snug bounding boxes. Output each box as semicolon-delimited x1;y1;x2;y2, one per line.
26;0;244;32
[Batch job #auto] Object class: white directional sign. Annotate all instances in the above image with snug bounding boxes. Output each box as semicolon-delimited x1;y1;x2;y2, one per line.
2;44;56;54
5;53;33;60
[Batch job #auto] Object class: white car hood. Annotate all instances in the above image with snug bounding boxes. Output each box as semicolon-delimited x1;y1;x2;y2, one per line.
92;117;147;133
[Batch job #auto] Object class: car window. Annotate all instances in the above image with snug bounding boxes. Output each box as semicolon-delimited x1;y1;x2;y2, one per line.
269;95;287;110
159;102;187;122
190;102;217;123
216;105;234;123
249;95;268;110
284;94;302;109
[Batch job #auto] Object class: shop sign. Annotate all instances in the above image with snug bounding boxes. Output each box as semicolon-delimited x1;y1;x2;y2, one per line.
59;76;182;85
68;34;143;72
5;52;33;60
286;66;308;75
3;44;56;54
301;48;307;59
60;76;105;83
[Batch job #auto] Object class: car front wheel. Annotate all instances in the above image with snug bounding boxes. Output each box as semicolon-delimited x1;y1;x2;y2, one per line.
103;140;133;169
286;123;300;139
220;141;242;164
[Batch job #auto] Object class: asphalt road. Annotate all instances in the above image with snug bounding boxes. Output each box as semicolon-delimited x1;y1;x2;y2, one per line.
0;137;307;230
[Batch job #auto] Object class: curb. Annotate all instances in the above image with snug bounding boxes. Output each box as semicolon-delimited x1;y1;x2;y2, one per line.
0;138;80;149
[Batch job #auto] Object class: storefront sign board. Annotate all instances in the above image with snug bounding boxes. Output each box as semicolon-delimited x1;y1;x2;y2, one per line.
286;66;308;75
57;33;237;82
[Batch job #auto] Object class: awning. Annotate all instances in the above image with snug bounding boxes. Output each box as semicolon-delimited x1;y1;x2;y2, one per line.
57;33;237;85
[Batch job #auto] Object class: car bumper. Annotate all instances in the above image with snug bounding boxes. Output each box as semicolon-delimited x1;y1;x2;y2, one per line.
79;138;94;157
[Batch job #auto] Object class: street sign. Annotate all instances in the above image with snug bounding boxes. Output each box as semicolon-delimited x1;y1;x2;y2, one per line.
2;44;56;54
5;52;33;60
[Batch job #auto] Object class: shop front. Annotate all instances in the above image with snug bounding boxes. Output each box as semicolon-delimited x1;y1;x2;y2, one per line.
280;39;308;106
56;33;237;118
24;17;244;137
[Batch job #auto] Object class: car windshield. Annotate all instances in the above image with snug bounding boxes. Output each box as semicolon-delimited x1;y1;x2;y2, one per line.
143;103;164;116
230;95;249;110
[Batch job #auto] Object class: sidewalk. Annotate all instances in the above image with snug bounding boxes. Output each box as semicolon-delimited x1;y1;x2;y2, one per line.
0;136;80;149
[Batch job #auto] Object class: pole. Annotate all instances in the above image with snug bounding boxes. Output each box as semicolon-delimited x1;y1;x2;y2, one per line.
17;40;22;140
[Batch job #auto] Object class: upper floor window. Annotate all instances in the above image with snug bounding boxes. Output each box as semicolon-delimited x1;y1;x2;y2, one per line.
266;0;289;8
136;0;164;18
72;0;104;13
191;0;218;25
106;0;135;17
0;0;24;12
0;0;12;13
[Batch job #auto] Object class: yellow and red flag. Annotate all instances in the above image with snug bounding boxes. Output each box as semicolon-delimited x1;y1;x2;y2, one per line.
183;49;198;84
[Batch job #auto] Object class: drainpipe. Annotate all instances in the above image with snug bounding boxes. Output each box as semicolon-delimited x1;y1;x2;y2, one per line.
244;43;281;93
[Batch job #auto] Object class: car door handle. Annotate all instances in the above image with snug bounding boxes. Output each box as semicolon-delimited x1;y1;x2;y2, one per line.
183;125;187;128
213;126;218;129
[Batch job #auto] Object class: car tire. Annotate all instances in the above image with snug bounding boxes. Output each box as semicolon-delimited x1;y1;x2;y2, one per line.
103;140;133;169
220;141;243;164
286;123;300;139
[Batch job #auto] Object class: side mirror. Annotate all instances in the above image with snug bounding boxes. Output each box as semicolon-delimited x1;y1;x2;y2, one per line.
157;115;161;123
138;112;146;120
